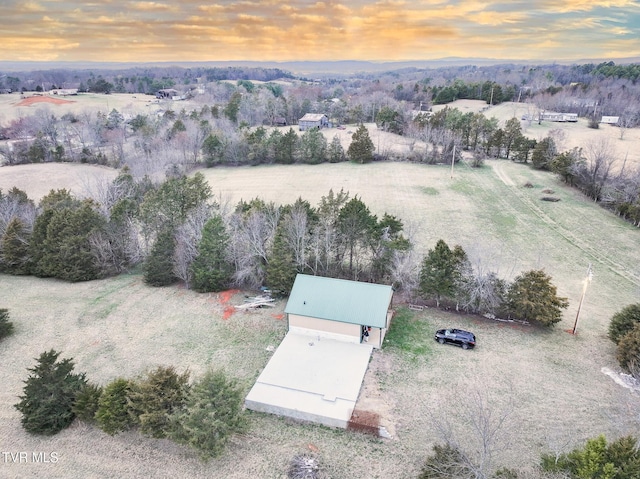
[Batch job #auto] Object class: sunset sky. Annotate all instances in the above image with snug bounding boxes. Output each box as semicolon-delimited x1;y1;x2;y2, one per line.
1;0;639;63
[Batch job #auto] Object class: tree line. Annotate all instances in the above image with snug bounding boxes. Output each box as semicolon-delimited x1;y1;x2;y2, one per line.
1;176;572;327
0;175;413;295
418;239;568;326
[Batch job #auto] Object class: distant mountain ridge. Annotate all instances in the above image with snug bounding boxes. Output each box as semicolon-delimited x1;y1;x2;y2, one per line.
1;57;639;76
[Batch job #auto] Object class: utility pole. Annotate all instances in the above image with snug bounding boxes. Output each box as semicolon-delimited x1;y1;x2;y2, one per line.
571;264;593;335
490;86;494;106
450;145;456;178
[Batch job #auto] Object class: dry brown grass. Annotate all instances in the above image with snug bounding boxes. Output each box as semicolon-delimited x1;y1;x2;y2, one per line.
0;92;202;127
0;163;119;201
1;131;640;477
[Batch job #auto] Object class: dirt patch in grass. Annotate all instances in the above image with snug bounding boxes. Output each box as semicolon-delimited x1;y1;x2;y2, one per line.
347;409;380;436
15;95;76;107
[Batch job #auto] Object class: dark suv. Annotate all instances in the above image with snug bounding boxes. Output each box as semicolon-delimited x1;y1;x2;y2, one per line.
434;328;476;350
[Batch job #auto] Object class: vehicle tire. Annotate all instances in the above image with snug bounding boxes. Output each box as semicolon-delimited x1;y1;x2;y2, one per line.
461;343;469;350
438;338;445;344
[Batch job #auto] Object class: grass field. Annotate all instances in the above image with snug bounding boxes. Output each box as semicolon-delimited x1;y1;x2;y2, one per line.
0;92;203;126
1;158;640;478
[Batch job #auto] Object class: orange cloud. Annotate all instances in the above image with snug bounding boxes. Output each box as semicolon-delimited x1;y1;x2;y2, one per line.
0;0;638;62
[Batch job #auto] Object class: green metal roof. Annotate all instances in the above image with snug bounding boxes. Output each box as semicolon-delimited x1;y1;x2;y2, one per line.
284;274;393;328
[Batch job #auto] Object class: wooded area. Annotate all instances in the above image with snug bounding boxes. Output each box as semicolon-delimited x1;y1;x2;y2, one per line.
1;61;639;223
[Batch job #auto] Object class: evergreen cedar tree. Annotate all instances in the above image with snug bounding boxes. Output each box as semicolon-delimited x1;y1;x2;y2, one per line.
299;127;328;165
36;203;105;282
419;239;466;308
168;370;248;459
191;215;234;293
338;196;378;276
0;308;14;340
95;378;136;435
347;124;375;164
138;173;212;234
143;227;178;286
72;382;103;423
419;443;468;479
28;190;105;282
615;324;640;373
505;269;569;326
128;366;190;438
328;134;346;163
608;303;640;344
265;224;297;295
14;350;87;435
541;435;640;479
1;217;31;275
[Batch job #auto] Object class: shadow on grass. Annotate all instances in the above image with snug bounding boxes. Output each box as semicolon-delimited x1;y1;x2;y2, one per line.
383;307;433;360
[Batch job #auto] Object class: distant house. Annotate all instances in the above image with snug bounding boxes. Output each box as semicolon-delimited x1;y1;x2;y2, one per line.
273;117;287;127
298;113;329;131
50;88;78;96
601;116;620;125
539;112;578;122
561;113;578;122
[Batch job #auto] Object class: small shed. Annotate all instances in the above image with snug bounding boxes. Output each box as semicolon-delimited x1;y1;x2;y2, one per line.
285;274;394;349
156;88;179;99
601;116;620;125
298;113;329;131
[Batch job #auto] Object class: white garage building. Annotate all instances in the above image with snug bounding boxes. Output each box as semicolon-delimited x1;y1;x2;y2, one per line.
244;274;394;428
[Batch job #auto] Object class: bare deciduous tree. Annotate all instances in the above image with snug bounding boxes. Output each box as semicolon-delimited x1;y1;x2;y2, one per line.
618;106;639;140
78;172;134;215
0;188;36;250
89;215;142;275
572;138;617;201
228;205;280;288
426;382;515;479
173;204;215;288
282;203;310;271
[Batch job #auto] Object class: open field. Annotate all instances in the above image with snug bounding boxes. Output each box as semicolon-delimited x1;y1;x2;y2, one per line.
0;163;119;201
1;159;640;477
0;92;202;126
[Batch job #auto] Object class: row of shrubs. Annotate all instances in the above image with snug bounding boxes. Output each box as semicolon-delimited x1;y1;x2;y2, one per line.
14;350;247;459
420;435;640;478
